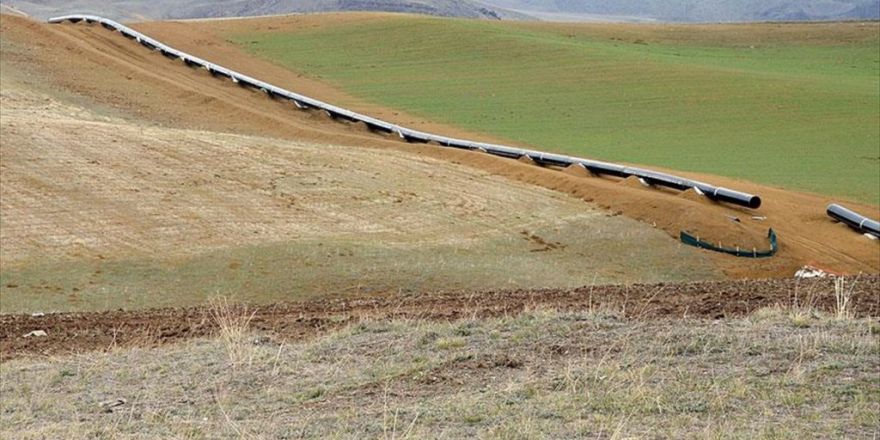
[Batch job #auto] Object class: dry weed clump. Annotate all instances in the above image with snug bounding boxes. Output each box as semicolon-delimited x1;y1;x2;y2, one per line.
747;277;865;329
208;296;257;368
834;276;857;320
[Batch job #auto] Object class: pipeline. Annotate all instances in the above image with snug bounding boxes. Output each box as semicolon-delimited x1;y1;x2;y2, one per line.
48;14;762;209
827;204;880;238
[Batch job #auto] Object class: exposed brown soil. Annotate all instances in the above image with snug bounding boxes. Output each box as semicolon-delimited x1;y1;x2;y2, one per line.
2;275;877;361
3;15;869;279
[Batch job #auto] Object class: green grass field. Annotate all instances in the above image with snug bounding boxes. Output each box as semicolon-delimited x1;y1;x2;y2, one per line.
231;17;880;204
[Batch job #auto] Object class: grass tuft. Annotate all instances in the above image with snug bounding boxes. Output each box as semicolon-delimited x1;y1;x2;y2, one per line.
208;296;257;368
834;276;858;320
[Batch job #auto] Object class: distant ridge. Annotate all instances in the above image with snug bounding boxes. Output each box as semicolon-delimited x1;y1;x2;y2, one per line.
0;0;528;22
481;0;880;22
1;0;876;24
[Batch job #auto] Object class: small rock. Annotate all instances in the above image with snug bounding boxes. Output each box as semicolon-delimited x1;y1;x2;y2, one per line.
251;335;274;346
30;312;45;317
99;398;126;413
23;330;47;338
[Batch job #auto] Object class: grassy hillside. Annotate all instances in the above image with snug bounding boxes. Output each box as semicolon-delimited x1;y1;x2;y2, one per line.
232;17;880;204
0;47;717;314
0;94;713;313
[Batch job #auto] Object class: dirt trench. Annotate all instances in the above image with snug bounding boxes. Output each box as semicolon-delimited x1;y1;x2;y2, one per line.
2;276;878;361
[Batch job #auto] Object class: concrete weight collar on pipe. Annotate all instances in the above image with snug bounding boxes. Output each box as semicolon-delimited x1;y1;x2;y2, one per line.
48;14;762;209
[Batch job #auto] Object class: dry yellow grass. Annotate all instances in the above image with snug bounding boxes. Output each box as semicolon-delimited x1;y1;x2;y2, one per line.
1;306;877;438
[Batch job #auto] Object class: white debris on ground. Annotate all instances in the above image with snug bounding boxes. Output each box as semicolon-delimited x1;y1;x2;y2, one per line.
794;266;829;279
23;330;47;337
865;233;878;240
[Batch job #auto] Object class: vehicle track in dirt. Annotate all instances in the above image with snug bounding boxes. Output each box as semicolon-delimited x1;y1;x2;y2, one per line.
2;275;877;361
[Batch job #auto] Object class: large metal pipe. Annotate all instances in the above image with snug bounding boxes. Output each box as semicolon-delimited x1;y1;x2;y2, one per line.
827;204;880;238
48;14;762;209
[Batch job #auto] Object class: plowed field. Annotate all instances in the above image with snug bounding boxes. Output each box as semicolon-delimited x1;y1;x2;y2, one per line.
3;275;877;361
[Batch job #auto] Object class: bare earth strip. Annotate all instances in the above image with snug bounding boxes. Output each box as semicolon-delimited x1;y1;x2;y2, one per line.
1;275;877;361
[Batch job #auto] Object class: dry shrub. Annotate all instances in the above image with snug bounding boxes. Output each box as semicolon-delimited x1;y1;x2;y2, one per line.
208;297;257;368
834;276;857;320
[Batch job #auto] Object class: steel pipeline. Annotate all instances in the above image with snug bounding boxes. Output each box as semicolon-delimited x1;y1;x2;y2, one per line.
827;204;880;238
49;14;762;209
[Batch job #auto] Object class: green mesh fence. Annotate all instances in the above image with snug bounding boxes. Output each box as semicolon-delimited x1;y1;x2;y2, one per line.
680;228;778;258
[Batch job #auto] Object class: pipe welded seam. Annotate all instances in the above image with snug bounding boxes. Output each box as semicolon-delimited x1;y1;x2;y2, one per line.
827;204;880;238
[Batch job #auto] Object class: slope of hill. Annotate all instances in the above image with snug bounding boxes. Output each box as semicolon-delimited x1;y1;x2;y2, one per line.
0;14;726;313
0;0;526;21
222;14;880;205
482;0;880;22
0;13;878;436
42;14;879;278
2;14;879;315
0;14;877;439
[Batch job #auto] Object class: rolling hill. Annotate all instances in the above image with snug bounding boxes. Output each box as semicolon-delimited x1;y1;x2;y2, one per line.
2;13;878;312
0;14;725;313
0;14;878;439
